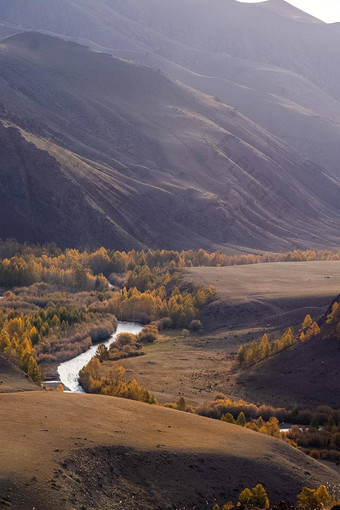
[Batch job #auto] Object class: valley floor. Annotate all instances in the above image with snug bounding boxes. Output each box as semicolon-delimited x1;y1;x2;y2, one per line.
1;260;340;509
114;261;340;409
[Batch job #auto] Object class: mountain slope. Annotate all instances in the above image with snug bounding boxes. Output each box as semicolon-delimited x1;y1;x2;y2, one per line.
2;0;340;175
236;295;340;408
1;31;340;250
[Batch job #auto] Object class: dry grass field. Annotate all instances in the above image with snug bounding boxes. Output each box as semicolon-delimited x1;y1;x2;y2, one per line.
1;261;339;508
0;391;339;510
0;354;40;393
186;261;340;329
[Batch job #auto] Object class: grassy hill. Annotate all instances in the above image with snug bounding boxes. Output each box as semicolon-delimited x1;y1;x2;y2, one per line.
185;261;340;330
0;391;339;509
0;354;39;393
1;32;340;251
234;294;340;408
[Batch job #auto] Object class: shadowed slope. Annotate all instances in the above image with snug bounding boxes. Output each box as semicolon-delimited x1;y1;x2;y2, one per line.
235;294;340;408
1;32;340;250
0;392;339;509
0;354;39;393
2;0;340;174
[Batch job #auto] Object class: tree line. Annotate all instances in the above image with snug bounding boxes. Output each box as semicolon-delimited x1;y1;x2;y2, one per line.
237;315;320;367
78;358;156;404
212;484;338;510
2;238;340;290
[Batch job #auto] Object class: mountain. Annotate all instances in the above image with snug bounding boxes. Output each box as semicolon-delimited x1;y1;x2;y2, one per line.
1;31;340;250
1;0;340;176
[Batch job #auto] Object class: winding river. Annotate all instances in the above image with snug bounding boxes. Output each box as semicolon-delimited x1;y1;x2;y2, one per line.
57;322;143;393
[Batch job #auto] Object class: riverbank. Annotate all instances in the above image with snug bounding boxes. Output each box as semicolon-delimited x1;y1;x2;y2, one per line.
56;322;143;392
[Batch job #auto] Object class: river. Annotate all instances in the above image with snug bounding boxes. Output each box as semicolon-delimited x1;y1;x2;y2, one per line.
57;321;143;393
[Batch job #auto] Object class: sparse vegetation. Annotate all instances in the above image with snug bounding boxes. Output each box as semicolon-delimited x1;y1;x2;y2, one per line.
78;358;156;404
211;484;339;510
199;395;340;463
237;315;320;367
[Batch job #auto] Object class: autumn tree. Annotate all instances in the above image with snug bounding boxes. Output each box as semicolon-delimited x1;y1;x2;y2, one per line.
302;314;313;330
239;485;269;508
259;334;269;358
95;344;109;362
297;485;331;510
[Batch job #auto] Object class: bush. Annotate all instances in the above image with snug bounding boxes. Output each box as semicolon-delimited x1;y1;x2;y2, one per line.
116;332;136;347
138;329;158;343
159;317;173;330
189;319;202;332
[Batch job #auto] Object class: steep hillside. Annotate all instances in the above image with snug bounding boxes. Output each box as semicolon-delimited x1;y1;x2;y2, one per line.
1;0;340;175
1;32;340;250
0;354;39;392
0;122;136;248
235;295;340;408
0;392;339;509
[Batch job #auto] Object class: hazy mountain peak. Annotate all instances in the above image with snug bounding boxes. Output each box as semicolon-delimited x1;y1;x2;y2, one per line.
257;0;323;23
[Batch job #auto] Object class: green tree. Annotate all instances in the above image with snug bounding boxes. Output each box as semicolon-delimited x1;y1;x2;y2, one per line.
239;485;269;509
27;356;42;385
297;486;331;510
236;412;246;427
239;488;253;506
176;396;187;411
251;484;269;508
237;345;247;365
221;413;235;424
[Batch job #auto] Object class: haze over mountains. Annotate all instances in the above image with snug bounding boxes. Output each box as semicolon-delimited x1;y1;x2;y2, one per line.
1;1;340;251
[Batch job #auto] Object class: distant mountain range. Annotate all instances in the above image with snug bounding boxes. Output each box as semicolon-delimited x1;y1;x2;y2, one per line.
1;0;340;251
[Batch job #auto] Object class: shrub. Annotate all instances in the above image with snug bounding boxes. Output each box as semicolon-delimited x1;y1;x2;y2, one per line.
134;322;159;344
116;332;136;347
159;317;173;330
189;319;202;332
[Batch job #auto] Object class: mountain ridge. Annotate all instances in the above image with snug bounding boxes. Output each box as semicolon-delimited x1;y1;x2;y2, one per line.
1;31;340;250
2;0;340;177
